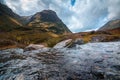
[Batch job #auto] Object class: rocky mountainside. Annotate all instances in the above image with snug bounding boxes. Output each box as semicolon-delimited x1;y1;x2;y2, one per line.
27;10;71;34
98;19;120;31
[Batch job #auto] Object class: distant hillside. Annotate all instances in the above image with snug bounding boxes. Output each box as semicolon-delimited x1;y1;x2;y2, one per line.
61;19;120;44
98;19;120;31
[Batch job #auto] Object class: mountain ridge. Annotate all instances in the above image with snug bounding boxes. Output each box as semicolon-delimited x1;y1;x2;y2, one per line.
98;19;120;31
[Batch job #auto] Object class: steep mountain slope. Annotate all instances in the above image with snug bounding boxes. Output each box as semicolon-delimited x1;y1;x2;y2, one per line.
0;3;22;32
28;10;71;34
98;19;120;31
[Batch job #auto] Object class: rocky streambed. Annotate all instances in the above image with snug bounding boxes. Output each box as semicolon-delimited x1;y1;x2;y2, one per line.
0;42;120;80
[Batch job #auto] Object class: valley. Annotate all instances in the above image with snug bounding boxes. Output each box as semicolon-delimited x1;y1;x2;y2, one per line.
0;2;120;80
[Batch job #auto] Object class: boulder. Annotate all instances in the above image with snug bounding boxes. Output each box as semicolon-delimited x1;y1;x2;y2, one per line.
24;44;46;51
53;39;72;49
91;36;105;42
74;38;84;45
53;38;84;49
68;38;84;48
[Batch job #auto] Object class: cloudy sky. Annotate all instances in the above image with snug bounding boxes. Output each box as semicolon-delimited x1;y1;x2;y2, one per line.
3;0;120;32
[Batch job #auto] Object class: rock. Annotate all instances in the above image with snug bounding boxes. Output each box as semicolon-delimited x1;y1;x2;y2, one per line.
15;74;24;80
68;38;84;48
74;38;84;45
3;48;24;54
111;65;120;70
53;39;72;49
91;35;106;42
117;52;120;54
0;42;120;80
94;59;104;63
24;44;46;51
53;38;84;49
92;71;105;79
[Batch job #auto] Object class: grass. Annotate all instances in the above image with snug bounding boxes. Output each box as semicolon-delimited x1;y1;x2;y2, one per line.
0;29;64;49
0;17;119;49
45;37;64;47
82;30;120;42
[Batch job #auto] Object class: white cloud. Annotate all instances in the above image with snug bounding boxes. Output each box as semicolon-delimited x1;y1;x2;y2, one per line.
107;0;120;20
4;0;120;32
69;16;83;31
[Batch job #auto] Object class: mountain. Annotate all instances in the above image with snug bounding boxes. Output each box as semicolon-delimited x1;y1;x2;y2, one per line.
0;3;72;49
0;3;22;32
98;19;120;31
27;10;71;34
61;19;120;43
0;0;4;4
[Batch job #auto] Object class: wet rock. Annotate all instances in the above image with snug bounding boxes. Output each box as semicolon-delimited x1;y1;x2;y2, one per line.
117;52;120;54
68;38;84;48
106;72;120;80
0;50;26;63
92;71;105;79
2;48;24;54
111;65;120;70
94;59;104;63
74;38;84;45
0;42;120;80
91;35;106;42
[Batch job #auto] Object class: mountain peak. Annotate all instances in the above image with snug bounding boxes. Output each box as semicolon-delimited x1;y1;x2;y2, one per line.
40;10;56;13
30;10;61;23
28;10;71;34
